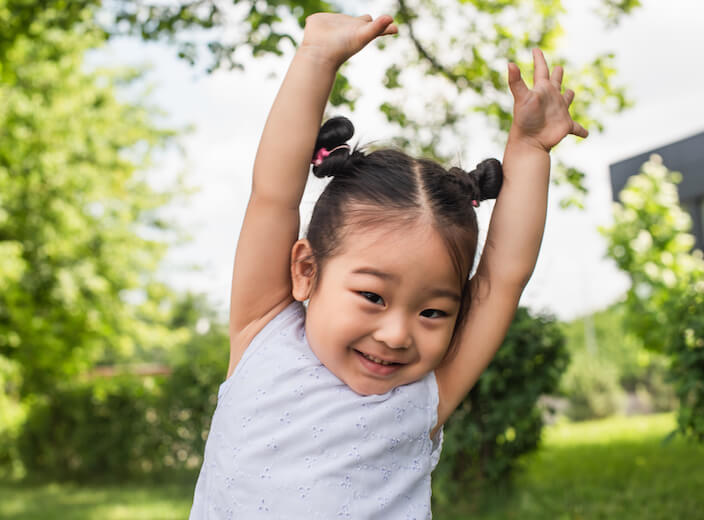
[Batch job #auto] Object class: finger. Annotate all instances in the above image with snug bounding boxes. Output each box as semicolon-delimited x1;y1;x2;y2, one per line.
357;14;373;22
551;65;563;88
571;121;589;138
532;48;549;86
380;22;398;36
363;14;397;40
507;62;529;100
563;89;575;107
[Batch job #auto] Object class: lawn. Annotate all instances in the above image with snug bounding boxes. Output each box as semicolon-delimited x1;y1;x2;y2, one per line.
1;413;702;519
434;413;704;519
0;479;193;520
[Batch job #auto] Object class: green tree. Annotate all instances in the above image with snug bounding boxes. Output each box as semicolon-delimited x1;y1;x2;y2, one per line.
3;0;640;206
0;5;192;398
601;155;704;440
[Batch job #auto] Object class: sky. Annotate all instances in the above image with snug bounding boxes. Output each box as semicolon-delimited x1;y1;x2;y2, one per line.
94;0;704;323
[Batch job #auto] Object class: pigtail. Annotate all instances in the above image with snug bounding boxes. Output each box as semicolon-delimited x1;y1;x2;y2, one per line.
312;116;357;179
472;158;503;202
449;158;503;207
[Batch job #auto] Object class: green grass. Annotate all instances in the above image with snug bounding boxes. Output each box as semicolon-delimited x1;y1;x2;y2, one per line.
435;413;704;519
2;414;703;519
0;480;194;519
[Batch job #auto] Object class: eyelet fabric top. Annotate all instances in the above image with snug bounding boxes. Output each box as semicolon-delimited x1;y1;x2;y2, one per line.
189;301;443;519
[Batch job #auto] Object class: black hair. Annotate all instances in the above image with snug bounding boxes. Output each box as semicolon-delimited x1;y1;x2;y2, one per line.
307;116;503;348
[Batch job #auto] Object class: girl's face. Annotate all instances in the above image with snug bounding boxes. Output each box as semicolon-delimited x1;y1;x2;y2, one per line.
295;218;462;396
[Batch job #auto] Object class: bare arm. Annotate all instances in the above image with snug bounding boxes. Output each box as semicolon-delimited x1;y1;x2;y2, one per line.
229;49;337;333
433;50;588;432
228;14;397;376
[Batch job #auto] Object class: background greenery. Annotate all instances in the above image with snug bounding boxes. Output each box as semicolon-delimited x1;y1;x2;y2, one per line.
559;303;676;421
3;0;703;517
601;156;704;440
434;308;569;499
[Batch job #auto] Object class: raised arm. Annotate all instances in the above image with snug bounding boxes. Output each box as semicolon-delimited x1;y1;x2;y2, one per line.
434;49;588;430
228;13;397;376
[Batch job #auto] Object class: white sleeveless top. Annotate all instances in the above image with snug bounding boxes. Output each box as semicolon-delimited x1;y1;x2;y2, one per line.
189;301;444;519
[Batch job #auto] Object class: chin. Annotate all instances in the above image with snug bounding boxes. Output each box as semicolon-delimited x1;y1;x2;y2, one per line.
346;378;395;397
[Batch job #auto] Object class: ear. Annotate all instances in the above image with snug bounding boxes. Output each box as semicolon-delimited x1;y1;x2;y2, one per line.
290;239;317;302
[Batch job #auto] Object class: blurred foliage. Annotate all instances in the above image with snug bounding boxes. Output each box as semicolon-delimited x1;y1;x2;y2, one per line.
17;293;229;481
560;304;676;420
0;355;25;477
0;3;195;399
2;0;639;205
601;155;704;440
562;351;623;421
432;307;568;501
19;374;168;480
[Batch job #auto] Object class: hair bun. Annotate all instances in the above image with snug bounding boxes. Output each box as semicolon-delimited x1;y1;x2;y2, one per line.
471;158;503;202
447;158;502;206
312;116;355;178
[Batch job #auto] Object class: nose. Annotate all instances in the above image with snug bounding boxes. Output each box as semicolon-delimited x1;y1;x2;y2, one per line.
372;311;412;349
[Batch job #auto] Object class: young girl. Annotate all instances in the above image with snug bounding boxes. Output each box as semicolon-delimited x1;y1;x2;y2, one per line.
190;12;587;519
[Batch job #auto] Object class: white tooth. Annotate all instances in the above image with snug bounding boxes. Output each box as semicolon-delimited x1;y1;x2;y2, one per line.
361;352;394;366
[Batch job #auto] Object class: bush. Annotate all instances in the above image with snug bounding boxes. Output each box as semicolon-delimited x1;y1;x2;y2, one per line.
432;307;569;502
601;155;704;441
18;375;167;480
0;356;26;477
17;320;229;481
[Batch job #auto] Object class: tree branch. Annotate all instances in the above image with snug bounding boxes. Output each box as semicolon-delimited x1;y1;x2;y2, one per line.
397;0;462;83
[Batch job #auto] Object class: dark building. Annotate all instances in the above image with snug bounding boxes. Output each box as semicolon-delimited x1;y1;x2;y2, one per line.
609;131;704;251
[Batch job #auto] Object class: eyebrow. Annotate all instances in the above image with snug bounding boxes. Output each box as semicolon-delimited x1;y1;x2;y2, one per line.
351;267;399;282
351;268;461;302
427;288;462;302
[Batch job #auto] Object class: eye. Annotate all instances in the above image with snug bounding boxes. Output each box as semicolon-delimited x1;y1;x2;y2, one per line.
359;291;385;305
420;309;448;319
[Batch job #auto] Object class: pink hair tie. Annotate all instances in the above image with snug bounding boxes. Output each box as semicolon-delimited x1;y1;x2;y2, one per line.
312;144;350;167
471;200;479;207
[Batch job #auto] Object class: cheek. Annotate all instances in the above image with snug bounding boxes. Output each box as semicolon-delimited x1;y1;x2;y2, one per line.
432;342;451;365
424;326;455;363
306;293;363;353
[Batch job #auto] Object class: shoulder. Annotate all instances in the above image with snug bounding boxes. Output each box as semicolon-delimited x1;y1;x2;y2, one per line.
227;298;302;379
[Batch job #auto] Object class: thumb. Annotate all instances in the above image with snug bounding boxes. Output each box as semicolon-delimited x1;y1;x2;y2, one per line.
507;62;529;101
360;14;397;42
571;121;589;139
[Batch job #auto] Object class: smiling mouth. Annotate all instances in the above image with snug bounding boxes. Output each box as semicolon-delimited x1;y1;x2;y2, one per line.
354;349;402;366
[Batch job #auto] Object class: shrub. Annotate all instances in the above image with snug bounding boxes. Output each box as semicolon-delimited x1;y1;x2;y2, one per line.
601;155;704;440
432;307;569;502
18;375;167;480
0;356;26;477
17;321;229;481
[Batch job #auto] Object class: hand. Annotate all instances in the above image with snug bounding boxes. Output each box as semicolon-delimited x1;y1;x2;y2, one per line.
508;48;588;152
300;12;397;69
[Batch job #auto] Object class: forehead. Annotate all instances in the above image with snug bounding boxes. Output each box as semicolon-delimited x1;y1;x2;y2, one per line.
331;218;459;289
